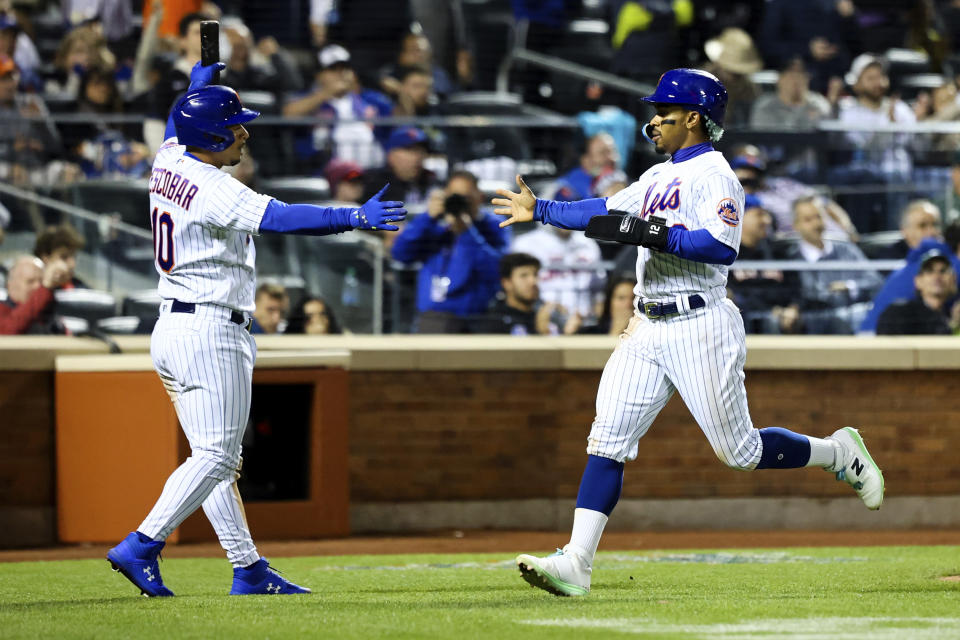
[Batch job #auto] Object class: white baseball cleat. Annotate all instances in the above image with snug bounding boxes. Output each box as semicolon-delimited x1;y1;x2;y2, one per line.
516;544;591;597
829;427;885;510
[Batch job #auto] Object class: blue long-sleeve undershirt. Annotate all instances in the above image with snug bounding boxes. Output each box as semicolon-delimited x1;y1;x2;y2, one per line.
535;197;736;264
259;199;355;235
666;227;737;265
533;198;608;230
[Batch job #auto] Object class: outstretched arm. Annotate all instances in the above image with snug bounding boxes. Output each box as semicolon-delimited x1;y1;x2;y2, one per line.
492;174;607;231
259;184;406;236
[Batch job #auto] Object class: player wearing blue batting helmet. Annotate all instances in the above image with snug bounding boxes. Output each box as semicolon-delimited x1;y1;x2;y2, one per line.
172;85;260;153
640;68;728;144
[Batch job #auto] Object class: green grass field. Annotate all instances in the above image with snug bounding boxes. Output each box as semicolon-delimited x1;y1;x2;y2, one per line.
2;546;959;639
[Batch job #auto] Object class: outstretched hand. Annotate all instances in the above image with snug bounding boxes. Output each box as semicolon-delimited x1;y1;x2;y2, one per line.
189;61;226;90
352;184;406;231
492;174;536;228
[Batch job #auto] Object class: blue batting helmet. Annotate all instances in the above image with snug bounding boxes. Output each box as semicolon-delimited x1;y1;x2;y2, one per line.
172;86;260;152
641;68;729;127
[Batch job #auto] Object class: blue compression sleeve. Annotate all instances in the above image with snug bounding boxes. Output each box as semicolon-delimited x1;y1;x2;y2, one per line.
756;427;812;469
666;227;737;265
259;199;355;235
534;198;608;230
575;455;624;516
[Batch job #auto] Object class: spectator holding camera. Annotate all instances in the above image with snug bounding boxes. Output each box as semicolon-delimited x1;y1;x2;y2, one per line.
391;170;508;333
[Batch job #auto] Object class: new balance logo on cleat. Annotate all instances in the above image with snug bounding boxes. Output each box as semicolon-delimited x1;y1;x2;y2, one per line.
829;427;884;510
851;457;865;476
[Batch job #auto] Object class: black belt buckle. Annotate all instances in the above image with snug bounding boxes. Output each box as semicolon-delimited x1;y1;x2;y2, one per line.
643;301;664;318
642;294;705;319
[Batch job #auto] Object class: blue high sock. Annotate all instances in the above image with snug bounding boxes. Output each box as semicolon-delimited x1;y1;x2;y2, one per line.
756;427;811;469
575;455;624;516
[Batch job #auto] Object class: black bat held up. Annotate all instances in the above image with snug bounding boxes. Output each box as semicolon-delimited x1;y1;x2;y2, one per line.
200;20;220;84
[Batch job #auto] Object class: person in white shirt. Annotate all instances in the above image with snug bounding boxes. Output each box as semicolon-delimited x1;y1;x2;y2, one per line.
510;225;604;320
832;53;917;232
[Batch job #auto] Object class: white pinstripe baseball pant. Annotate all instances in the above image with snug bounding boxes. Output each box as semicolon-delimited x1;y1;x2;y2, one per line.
139;302;260;567
587;296;762;469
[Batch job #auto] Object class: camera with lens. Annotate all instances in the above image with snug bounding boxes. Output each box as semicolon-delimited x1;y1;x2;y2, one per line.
443;193;472;217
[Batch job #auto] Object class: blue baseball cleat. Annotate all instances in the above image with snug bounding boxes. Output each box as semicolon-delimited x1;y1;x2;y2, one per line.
107;531;174;597
230;558;311;595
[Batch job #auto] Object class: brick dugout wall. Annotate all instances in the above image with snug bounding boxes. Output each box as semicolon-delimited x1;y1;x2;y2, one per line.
348;369;960;503
3;336;958;546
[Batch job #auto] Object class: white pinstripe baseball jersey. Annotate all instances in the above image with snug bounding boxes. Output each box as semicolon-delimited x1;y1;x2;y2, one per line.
606;150;744;300
149;137;273;312
587;147;760;469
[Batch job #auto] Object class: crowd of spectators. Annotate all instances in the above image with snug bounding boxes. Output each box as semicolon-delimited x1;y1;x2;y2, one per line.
2;1;960;337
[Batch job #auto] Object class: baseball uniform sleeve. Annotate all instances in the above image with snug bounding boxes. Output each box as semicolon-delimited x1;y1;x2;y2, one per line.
693;172;743;251
203;173;273;234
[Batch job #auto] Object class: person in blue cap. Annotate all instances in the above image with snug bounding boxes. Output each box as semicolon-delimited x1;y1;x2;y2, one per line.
361;126;438;209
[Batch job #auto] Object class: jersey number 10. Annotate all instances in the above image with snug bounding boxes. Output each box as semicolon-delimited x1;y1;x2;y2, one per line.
151;207;176;272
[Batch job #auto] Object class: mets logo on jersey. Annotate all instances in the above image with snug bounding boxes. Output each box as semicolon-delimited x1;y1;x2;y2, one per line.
716;198;740;226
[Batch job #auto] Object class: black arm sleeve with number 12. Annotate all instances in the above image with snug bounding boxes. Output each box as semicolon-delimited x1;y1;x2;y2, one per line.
585;211;669;249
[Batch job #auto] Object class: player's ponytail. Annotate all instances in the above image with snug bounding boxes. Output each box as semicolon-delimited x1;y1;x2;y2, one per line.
704;115;724;142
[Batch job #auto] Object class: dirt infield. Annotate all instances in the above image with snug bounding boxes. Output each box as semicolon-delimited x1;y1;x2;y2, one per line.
2;529;959;563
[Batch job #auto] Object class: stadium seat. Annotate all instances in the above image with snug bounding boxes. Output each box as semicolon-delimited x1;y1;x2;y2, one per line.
97;316;142;334
71;180;151;229
857;231;903;259
884;48;931;79
259;177;331;204
43;93;76;113
60;316;90;334
444;91;526;115
121;289;161;333
895;74;947;101
237;90;278;115
750;70;780;92
442;94;534;163
54;289;118;325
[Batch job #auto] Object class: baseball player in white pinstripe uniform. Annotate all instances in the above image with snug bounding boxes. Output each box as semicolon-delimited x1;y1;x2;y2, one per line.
107;62;405;597
493;69;884;597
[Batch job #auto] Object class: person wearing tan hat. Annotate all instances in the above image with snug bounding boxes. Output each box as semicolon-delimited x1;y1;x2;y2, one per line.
702;28;762;127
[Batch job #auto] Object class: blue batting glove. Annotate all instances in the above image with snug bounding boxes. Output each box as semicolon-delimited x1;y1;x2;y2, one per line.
188;61;226;90
351;184;407;231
